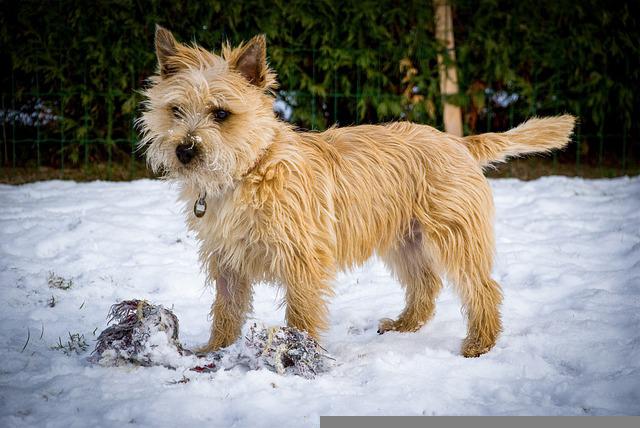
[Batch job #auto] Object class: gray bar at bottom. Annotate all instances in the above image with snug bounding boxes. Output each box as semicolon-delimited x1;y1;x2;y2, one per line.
321;416;640;428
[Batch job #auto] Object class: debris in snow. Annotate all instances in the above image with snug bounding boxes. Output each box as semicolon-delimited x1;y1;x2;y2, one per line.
46;295;56;307
47;272;73;290
90;300;189;367
242;323;332;379
90;300;332;378
51;332;89;355
195;324;333;379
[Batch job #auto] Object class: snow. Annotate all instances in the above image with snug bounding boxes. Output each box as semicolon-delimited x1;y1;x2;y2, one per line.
1;176;639;426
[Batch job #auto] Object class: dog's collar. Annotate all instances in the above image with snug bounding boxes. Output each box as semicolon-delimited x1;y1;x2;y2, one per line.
192;144;271;219
241;144;270;179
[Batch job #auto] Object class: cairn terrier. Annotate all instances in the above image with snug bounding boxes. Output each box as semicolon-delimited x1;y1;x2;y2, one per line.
139;26;575;357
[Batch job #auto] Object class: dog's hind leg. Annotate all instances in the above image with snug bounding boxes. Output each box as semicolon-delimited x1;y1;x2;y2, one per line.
426;199;503;357
458;276;502;357
378;220;443;334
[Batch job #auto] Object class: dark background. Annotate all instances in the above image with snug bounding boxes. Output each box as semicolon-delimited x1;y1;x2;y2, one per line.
1;0;638;181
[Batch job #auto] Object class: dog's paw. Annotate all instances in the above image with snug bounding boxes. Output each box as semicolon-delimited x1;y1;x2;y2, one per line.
461;337;493;358
377;318;397;334
194;343;221;356
377;317;425;334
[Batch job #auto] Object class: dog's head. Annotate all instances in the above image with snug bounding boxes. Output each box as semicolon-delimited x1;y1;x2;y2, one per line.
139;26;280;195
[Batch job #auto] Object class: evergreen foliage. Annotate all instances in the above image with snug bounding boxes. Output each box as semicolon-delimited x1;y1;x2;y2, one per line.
1;0;637;170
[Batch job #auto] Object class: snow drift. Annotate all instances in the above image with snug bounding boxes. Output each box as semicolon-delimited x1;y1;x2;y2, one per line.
0;176;639;426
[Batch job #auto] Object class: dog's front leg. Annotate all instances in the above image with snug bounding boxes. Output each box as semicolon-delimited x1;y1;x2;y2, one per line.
198;270;253;353
283;265;333;340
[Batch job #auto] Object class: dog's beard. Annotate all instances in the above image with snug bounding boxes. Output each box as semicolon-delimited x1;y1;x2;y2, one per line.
144;137;238;197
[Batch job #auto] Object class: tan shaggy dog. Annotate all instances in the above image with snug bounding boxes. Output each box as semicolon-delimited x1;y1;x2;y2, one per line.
139;26;575;357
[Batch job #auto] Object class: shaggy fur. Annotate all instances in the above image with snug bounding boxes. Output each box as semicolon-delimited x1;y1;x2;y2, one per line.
139;26;576;357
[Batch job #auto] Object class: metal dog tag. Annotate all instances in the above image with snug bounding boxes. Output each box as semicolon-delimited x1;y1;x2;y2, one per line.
193;194;207;218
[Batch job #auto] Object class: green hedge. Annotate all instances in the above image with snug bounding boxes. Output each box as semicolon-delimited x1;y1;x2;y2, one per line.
1;0;638;170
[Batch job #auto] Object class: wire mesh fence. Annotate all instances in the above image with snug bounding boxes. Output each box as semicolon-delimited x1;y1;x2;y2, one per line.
1;50;638;182
2;0;638;182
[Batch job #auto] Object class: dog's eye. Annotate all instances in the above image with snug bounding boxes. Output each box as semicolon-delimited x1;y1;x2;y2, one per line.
211;109;230;121
170;106;181;118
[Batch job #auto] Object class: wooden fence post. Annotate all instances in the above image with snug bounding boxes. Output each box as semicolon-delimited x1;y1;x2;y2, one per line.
434;0;463;137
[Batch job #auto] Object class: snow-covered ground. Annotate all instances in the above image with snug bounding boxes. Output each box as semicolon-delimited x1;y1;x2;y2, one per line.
1;176;639;426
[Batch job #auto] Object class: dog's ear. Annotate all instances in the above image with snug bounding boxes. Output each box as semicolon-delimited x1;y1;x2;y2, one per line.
155;25;181;78
225;35;278;90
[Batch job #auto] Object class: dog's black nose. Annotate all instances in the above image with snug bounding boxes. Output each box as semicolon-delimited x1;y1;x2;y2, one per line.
175;144;196;164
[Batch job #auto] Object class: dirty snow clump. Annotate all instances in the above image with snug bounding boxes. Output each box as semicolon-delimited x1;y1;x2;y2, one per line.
90;300;333;378
90;300;190;368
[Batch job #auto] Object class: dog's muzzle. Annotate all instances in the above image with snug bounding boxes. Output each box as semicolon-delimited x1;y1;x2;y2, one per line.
175;143;196;165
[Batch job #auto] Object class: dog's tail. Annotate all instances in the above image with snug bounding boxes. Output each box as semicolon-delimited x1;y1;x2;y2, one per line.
463;115;576;167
